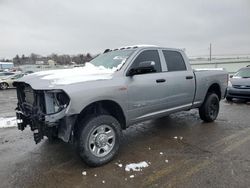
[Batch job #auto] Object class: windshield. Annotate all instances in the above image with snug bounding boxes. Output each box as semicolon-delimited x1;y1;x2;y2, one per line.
234;68;250;78
89;50;135;69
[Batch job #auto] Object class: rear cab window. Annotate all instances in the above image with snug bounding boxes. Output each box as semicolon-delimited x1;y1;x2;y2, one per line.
162;50;186;71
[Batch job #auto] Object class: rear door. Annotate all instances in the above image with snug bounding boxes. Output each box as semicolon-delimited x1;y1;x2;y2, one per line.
160;50;195;109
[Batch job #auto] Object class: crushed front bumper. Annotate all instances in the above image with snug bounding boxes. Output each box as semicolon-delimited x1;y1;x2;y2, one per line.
15;82;77;144
16;108;77;144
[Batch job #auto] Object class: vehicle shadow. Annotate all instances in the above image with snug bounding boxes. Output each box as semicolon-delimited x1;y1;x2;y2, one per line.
224;98;250;105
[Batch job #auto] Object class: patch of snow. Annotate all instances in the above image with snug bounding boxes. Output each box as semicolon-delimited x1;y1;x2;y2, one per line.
174;136;183;140
82;171;87;176
160;152;163;155
125;161;149;172
94;174;97;177
102;180;105;184
148;147;151;150
0;117;17;128
125;178;127;181
129;175;135;178
115;162;123;167
165;159;169;163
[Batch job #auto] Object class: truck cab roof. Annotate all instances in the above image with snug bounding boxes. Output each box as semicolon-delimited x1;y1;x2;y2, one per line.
103;45;183;54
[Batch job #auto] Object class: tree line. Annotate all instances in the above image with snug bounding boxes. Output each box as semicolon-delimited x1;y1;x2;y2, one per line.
12;53;95;65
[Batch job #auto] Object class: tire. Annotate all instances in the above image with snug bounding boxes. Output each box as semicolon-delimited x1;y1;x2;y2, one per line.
226;96;233;102
78;115;122;167
47;135;60;143
0;82;8;90
199;93;220;122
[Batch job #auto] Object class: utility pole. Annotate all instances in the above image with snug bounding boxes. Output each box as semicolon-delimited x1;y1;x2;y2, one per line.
209;43;212;62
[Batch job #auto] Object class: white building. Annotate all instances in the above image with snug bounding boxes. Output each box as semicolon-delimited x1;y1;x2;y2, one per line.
0;62;14;70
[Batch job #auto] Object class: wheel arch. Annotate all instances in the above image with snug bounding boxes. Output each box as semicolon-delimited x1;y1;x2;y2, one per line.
206;83;221;100
74;100;126;133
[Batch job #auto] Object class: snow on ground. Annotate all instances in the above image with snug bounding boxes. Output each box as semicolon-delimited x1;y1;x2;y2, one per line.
0;117;17;128
174;136;183;140
129;175;135;178
82;171;87;176
125;161;149;172
115;162;123;168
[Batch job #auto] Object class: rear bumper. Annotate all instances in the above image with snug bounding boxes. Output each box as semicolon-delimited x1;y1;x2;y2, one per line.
226;87;250;99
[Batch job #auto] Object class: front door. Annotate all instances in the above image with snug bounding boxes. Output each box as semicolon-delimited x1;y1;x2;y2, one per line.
126;50;169;122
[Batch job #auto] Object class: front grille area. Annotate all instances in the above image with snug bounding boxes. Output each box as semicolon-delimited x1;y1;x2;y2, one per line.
16;83;46;115
15;82;70;144
229;92;250;97
233;85;250;89
15;83;48;144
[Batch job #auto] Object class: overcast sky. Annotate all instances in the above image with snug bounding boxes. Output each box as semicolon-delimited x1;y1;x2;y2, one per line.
0;0;250;58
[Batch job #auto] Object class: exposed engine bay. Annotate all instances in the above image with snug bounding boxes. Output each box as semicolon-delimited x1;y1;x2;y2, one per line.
14;82;75;143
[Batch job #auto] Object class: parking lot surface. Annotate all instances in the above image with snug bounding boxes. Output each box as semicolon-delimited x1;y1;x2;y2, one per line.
0;89;250;188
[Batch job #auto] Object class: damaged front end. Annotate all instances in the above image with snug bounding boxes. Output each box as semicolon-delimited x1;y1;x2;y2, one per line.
15;82;77;144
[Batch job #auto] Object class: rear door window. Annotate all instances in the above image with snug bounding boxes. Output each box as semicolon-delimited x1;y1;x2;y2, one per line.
162;50;186;71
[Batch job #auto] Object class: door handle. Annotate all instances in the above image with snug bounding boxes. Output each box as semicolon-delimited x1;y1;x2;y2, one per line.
156;79;166;83
186;76;194;79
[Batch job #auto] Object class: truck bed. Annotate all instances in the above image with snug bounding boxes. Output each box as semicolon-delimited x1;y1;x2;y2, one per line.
193;69;228;107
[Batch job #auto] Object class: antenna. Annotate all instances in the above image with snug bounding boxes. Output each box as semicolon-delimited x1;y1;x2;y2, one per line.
209;43;212;62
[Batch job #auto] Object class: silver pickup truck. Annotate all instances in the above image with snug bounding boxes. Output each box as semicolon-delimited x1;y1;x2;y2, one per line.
14;45;228;166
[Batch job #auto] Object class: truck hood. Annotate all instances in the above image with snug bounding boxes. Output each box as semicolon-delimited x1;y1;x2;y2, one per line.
231;77;250;86
16;63;115;90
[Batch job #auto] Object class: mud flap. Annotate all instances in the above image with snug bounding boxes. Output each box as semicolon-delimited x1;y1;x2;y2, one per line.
58;115;78;142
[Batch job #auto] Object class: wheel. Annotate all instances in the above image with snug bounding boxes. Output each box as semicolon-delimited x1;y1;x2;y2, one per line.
78;115;122;167
0;82;8;90
199;93;220;122
47;134;60;143
226;96;233;102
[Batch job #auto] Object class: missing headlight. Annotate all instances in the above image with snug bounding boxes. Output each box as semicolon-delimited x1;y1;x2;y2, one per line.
56;92;70;106
44;90;70;114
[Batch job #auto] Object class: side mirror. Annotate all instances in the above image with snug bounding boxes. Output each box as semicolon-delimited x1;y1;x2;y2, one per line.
138;61;156;68
229;75;233;78
127;61;156;76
